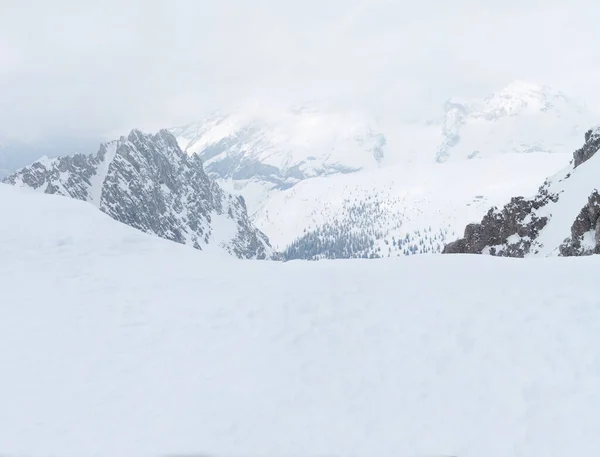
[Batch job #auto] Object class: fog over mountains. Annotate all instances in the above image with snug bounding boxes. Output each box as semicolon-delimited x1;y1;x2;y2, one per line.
166;82;596;259
2;81;596;260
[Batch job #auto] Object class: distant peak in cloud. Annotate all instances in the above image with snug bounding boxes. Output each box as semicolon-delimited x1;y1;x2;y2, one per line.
499;80;553;94
444;80;583;117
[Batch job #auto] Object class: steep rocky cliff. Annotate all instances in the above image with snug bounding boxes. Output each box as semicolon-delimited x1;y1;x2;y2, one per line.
4;129;274;259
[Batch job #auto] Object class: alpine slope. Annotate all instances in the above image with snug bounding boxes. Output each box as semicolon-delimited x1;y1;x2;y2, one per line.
2;182;600;457
445;125;600;257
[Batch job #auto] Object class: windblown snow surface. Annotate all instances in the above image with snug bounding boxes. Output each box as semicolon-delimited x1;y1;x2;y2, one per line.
2;183;600;457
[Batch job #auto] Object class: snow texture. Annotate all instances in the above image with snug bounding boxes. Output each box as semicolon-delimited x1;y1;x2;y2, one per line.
2;183;600;457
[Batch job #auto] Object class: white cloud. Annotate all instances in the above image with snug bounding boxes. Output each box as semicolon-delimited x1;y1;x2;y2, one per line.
0;0;599;141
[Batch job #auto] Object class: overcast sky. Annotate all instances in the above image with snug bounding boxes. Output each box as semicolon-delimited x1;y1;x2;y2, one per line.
1;0;599;142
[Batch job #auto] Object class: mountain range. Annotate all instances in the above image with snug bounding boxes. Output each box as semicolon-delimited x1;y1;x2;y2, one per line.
434;81;591;161
168;81;595;259
1;81;596;260
172;81;592;189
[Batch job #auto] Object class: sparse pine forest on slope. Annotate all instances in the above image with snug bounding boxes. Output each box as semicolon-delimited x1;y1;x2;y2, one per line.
282;196;453;260
283;224;452;260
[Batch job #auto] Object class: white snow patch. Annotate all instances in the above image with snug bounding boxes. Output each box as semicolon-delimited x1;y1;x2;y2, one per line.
210;209;240;247
36;155;54;168
89;142;118;206
521;213;533;224
531;151;600;256
581;230;597;252
506;233;522;244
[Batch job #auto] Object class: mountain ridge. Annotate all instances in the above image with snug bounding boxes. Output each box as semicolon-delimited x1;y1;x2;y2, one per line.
4;129;274;259
171;106;386;191
443;125;600;257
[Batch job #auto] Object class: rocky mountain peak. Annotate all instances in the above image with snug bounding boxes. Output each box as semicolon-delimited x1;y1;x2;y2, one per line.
4;130;274;259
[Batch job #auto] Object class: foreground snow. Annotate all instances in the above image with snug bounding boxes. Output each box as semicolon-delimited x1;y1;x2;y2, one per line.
2;184;600;457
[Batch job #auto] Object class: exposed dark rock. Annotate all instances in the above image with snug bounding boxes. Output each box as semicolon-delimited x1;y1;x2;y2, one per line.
443;238;467;254
442;196;550;257
559;190;600;256
443;126;600;257
4;129;274;259
574;127;600;167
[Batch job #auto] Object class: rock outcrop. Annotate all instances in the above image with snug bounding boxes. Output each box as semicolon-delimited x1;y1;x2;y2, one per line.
4;129;274;259
559;190;600;256
574;126;600;167
443;126;600;257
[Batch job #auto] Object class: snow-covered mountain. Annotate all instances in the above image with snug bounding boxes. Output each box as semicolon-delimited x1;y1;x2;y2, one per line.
0;141;54;180
3;129;273;259
3;181;600;457
172;105;386;187
173;83;593;192
170;82;595;259
171;105;387;211
0;136;101;179
444;126;600;257
436;81;592;162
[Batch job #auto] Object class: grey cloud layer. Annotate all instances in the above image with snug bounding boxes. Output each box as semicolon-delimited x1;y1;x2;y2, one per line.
0;0;598;140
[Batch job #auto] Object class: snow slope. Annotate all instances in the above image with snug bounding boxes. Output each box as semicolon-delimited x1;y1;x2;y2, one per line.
3;183;600;457
529;127;600;256
444;125;600;257
256;152;570;252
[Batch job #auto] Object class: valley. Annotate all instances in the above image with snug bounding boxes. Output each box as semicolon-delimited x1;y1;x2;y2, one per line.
170;82;595;258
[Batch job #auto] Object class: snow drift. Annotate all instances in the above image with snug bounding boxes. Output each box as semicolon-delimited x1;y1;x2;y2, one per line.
2;183;600;457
